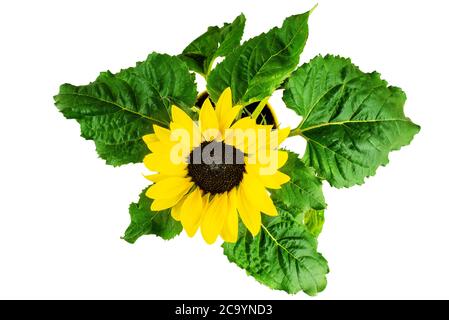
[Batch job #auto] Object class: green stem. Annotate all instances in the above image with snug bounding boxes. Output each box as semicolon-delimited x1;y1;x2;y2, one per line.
288;126;303;137
310;3;319;14
205;56;217;79
251;97;269;120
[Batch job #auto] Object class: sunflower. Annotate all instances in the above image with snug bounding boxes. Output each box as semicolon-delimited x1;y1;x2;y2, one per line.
142;88;291;244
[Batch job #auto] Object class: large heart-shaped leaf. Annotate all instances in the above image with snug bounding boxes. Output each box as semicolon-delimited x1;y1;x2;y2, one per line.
54;53;197;166
283;55;420;187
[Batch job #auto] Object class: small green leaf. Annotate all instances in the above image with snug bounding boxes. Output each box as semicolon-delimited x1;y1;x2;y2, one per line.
207;10;311;105
223;208;329;295
54;52;197;166
271;151;326;217
123;188;182;243
304;209;325;238
180;14;245;76
284;55;420;187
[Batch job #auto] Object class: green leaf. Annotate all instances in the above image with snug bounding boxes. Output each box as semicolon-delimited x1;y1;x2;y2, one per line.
223;210;329;295
304;209;325;238
207;10;311;105
271;151;326;216
123;188;183;243
94;140;149;167
54;52;197;166
283;55;420;187
180;14;245;76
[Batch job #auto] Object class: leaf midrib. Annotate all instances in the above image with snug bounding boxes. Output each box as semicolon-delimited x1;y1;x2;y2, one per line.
261;224;321;293
304;135;372;170
261;224;301;263
58;92;169;126
239;17;308;104
300;118;413;133
286;176;325;208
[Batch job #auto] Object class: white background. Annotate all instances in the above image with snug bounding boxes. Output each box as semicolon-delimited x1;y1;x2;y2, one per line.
0;0;448;299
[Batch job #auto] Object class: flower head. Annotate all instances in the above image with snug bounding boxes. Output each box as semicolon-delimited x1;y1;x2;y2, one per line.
143;88;290;244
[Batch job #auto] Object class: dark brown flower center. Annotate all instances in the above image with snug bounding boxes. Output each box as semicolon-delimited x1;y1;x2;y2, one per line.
187;141;245;195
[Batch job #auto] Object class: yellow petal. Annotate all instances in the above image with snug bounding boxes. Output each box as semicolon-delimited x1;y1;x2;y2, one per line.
164;125;197;159
215;87;233;121
144;169;188;183
254;126;290;152
170;122;201;149
253;124;273;151
215;88;242;134
170;108;201;150
202;193;210;208
253;149;285;167
145;140;161;153
143;134;158;148
224;117;257;153
242;173;277;217
230;117;256;130
277;127;290;145
151;194;186;211
143;153;187;175
220;105;241;134
146;177;192;199
171;196;186;221
236;185;261;236
144;173;168;183
153;125;171;141
180;188;204;237
264;127;291;150
201;193;228;244
256;171;290;189
258;192;278;217
200;98;220;141
277;150;288;168
220;189;238;243
172;105;193;128
145;139;178;154
245;149;289;177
